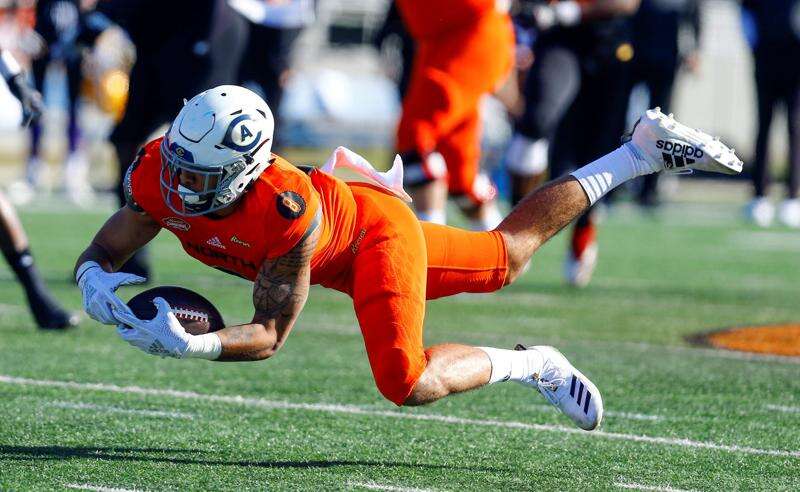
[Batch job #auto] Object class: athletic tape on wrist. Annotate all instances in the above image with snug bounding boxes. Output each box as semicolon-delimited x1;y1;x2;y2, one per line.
186;333;222;360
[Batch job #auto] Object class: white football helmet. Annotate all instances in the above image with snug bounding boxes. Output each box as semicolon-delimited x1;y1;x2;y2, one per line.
160;85;275;216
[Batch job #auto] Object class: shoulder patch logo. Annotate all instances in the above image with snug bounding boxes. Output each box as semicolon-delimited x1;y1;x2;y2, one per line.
276;191;306;220
163;217;191;231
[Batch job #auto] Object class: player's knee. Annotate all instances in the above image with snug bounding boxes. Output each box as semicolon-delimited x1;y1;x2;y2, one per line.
499;231;528;286
371;348;427;406
402;368;447;406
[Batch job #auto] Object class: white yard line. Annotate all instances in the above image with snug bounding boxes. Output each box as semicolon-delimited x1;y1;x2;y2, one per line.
2;375;798;459
348;481;435;492
614;482;695;492
526;404;662;421
766;404;800;414
47;400;194;419
65;484;143;492
730;231;800;252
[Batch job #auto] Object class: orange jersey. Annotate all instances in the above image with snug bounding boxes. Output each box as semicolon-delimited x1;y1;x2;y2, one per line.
126;138;359;284
397;0;499;39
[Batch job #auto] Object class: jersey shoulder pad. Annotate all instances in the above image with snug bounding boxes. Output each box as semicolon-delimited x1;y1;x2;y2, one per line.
123;148;146;213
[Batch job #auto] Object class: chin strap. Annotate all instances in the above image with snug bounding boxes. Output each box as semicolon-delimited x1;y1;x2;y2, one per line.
321;146;412;203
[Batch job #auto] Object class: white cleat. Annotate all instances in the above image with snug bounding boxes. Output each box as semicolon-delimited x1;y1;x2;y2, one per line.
745;197;775;228
564;242;598;288
515;344;603;430
778;199;800;228
625;108;743;175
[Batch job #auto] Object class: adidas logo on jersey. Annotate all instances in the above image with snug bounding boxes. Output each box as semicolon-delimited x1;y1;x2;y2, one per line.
657;140;704;170
206;236;226;249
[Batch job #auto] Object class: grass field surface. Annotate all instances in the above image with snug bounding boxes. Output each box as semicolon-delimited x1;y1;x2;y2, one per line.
1;196;799;491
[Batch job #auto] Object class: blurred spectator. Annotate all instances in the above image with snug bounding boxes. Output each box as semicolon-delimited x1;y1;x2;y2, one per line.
625;0;700;208
230;0;314;150
81;0;247;277
395;0;515;230
373;0;414;98
504;0;639;287
741;0;800;228
0;48;77;329
19;0;92;206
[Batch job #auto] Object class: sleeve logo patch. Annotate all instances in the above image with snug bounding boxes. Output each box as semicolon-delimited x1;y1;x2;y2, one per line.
276;191;306;219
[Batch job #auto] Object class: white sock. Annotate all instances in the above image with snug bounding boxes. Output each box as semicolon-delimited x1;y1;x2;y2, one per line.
479;347;544;384
506;135;549;175
468;203;503;231
417;209;446;224
570;143;654;205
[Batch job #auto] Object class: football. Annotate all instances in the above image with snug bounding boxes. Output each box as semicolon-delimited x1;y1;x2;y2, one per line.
126;286;226;335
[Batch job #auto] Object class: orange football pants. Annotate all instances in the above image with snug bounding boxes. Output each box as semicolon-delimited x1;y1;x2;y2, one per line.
343;184;508;405
396;9;514;200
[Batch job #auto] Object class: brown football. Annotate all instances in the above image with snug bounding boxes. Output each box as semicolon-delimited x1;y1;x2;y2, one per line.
126;286;225;335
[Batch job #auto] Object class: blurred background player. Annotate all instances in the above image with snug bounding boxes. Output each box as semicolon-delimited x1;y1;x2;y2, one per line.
230;0;314;151
0;47;77;329
624;0;700;208
373;1;415;100
740;0;800;228
505;0;640;287
394;0;515;230
25;0;93;205
81;0;247;277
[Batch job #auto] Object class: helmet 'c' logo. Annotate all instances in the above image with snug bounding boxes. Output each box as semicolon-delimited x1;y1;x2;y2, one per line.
222;114;262;152
169;142;194;163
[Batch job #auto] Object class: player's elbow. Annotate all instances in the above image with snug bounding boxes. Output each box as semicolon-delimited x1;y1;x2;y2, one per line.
242;323;284;360
266;339;287;359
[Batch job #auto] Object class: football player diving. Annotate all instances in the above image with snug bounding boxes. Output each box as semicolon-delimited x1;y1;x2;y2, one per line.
75;85;741;430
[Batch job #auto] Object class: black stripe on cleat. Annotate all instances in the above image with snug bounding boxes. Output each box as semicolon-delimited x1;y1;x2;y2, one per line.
570;375;577;397
577;381;585;406
583;392;591;414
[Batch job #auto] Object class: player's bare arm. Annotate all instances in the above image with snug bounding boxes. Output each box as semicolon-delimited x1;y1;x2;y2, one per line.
214;223;320;361
74;206;160;325
75;205;161;276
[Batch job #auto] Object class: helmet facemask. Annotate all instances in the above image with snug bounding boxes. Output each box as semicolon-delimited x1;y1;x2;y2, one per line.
159;138;265;216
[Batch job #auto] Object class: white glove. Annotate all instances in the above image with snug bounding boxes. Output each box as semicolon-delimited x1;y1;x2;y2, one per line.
76;261;146;325
114;297;221;360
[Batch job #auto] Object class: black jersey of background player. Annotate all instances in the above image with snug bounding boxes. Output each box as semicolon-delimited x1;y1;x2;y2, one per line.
34;0;84;63
543;0;632;60
89;0;221;55
742;0;800;47
632;0;699;66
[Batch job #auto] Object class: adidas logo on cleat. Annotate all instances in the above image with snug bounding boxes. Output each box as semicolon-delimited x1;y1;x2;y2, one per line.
657;140;703;170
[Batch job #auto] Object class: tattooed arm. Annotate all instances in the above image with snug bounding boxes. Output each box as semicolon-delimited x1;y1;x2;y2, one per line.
213;224;320;361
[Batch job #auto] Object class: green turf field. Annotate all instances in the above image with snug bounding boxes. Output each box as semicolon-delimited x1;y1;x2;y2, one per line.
1;196;799;491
